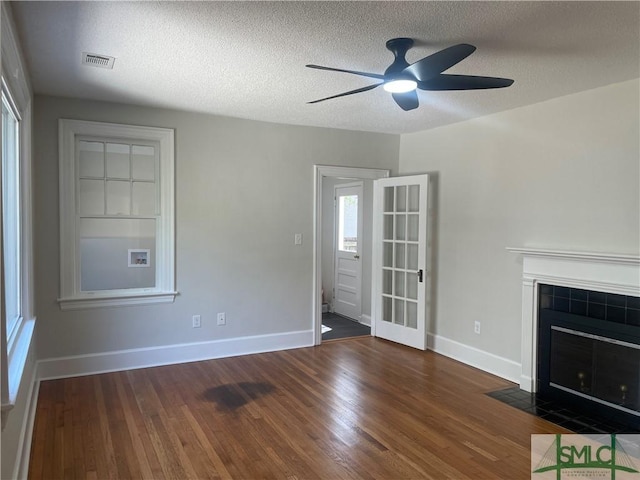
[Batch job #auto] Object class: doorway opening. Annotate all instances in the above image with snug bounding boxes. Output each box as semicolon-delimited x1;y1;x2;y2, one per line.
313;166;390;345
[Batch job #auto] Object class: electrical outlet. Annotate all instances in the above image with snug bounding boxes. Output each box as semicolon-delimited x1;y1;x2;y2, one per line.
294;233;302;245
217;312;226;326
474;321;481;335
192;315;201;328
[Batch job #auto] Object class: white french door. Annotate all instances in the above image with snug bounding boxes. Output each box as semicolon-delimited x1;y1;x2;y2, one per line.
372;175;430;350
333;182;363;320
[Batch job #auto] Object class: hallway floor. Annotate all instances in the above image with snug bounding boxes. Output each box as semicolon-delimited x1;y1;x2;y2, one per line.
321;312;370;341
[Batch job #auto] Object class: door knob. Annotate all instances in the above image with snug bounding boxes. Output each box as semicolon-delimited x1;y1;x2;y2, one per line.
354;254;360;259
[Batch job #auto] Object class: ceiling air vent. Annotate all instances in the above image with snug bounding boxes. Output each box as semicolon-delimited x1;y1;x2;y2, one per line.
82;52;115;69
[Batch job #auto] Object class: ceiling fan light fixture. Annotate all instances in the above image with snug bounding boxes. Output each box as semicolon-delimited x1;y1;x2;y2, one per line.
383;79;417;93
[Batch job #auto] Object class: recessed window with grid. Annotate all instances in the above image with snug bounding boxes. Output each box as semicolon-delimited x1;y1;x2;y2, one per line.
77;139;159;291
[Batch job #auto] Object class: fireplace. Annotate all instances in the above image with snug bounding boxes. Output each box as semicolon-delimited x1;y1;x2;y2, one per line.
508;248;640;389
537;284;640;427
507;248;640;430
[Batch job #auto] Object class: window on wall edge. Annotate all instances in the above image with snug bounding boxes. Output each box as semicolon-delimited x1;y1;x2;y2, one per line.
1;78;35;420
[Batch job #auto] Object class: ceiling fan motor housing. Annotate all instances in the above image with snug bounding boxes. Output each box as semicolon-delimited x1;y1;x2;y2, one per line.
384;37;414;79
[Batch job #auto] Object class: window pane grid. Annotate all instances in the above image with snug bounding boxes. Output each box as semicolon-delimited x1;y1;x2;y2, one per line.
338;194;358;252
379;184;421;329
77;139;159;219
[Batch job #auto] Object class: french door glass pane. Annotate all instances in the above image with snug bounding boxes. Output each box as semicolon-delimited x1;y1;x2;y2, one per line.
384;186;394;212
395;243;405;268
406;301;418;329
79;218;156;291
383;215;393;240
382;269;392;295
383;242;393;267
396;215;406;241
394;271;405;297
396;186;406;212
407;272;418;300
394;299;405;325
407;214;419;241
382;296;392;323
408;185;420;212
407;244;418;270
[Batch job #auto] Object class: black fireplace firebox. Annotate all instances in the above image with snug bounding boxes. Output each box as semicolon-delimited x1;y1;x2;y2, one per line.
537;284;640;429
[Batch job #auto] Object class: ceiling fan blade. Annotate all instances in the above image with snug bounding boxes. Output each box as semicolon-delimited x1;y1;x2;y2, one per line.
308;83;383;104
392;91;419;111
403;44;476;82
306;64;385;80
418;74;514;91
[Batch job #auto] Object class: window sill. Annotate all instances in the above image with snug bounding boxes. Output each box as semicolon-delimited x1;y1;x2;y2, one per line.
58;291;178;310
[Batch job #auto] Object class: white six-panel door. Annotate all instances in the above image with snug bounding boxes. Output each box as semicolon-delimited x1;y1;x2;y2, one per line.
372;175;430;350
333;182;363;320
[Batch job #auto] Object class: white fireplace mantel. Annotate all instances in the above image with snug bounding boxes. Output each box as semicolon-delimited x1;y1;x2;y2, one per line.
507;247;640;392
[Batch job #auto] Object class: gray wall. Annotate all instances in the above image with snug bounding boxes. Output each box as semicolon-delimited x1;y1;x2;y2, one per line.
34;95;399;359
398;79;640;363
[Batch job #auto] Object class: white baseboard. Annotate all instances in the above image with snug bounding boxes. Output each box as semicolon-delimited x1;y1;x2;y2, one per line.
427;333;521;384
360;314;371;326
38;330;314;380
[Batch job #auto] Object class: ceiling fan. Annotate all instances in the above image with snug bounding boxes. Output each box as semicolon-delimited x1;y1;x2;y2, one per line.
306;38;514;111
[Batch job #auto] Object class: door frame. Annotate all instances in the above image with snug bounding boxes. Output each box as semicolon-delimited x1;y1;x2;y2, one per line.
312;165;390;346
333;181;364;321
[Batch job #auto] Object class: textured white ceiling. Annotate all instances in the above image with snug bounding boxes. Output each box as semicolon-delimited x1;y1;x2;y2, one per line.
10;1;640;134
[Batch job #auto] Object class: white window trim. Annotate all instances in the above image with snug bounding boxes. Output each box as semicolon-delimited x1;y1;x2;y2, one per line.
58;119;177;309
1;1;36;423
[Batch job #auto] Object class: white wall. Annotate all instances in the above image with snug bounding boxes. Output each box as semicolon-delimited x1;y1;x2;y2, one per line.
33;95;399;361
321;177;374;321
399;79;640;367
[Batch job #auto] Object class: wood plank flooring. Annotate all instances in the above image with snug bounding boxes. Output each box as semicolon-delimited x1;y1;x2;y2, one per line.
28;337;567;479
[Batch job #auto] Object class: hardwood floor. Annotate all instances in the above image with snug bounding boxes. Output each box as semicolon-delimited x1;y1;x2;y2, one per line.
28;337;567;479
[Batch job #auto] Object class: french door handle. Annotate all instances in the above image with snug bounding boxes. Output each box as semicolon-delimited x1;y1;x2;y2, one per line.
417;269;423;283
354;254;360;259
